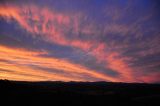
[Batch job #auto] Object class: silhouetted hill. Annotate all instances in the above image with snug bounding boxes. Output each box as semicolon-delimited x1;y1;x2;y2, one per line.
0;80;160;106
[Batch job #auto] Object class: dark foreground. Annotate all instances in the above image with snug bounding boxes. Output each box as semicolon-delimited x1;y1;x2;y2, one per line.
0;80;160;106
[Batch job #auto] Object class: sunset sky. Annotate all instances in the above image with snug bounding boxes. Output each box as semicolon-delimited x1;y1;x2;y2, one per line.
0;0;160;83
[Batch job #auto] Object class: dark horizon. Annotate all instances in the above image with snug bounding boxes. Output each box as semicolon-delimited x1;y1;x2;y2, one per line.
1;79;160;85
1;79;160;106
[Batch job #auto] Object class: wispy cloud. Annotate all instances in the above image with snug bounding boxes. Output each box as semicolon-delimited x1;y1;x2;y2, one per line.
0;0;159;83
0;45;119;81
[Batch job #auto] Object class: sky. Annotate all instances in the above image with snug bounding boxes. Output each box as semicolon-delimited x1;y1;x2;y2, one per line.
0;0;160;83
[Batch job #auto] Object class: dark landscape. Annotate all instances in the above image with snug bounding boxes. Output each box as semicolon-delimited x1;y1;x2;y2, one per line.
0;80;160;106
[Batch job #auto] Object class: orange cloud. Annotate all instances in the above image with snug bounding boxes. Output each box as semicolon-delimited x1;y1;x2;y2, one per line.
0;4;138;82
90;43;135;82
0;45;119;81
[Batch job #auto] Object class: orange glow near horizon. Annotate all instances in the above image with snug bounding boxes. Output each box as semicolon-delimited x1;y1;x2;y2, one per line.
0;45;119;81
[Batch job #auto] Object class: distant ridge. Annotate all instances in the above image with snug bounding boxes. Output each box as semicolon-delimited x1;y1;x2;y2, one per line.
1;80;160;106
1;79;159;84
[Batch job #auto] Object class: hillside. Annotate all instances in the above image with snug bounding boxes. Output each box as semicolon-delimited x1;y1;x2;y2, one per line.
0;80;160;106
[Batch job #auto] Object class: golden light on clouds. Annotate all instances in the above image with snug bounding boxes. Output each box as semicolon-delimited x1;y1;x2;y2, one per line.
0;45;118;81
0;1;159;83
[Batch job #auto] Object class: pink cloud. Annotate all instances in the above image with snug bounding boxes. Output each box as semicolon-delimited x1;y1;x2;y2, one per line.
0;3;158;83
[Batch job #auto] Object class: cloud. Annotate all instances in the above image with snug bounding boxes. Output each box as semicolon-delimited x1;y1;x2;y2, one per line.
0;45;120;81
0;4;134;82
0;1;160;83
